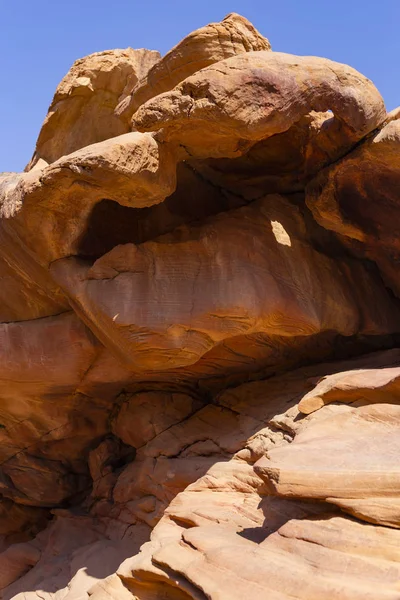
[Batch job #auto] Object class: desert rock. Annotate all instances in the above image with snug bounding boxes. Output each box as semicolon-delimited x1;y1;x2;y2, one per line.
27;48;160;169
0;11;399;600
306;118;400;296
116;13;270;124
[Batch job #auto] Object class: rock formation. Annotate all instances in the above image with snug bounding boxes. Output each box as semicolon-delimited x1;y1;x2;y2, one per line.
1;12;400;600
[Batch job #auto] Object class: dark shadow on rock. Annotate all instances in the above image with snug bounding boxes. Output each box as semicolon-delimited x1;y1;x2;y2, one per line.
2;519;150;599
238;497;340;543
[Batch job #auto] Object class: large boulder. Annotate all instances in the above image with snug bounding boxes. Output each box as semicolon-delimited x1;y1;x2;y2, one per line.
27;48;160;169
116;13;271;123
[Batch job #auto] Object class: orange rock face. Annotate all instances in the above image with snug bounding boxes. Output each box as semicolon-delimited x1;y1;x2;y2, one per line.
1;12;400;600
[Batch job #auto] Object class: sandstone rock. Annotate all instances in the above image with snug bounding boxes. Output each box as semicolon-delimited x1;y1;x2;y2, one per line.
141;519;400;600
188;111;355;198
116;353;400;598
306;118;400;295
116;13;270;124
387;105;400;121
50;195;400;370
133;51;386;159
0;500;48;548
75;161;247;260
255;403;400;527
0;174;69;321
299;364;400;414
0;541;40;590
27;48;160;169
1;11;400;600
1;516;150;600
3;346;400;598
2;133;178;267
0;313;111;510
119;439;400;599
0;312;96;401
112;391;204;449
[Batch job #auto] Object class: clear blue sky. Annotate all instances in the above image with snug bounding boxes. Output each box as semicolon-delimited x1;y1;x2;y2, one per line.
1;0;399;173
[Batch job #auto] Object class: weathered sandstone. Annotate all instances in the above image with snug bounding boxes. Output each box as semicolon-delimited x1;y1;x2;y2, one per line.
27;48;160;169
116;13;270;124
306;118;400;295
0;11;399;600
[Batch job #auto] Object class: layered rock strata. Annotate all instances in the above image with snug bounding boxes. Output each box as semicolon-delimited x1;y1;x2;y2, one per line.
0;12;400;600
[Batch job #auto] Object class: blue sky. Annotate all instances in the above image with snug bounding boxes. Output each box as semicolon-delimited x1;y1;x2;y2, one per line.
1;0;399;172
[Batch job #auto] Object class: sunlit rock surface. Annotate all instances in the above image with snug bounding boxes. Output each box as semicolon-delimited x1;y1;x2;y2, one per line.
1;12;400;600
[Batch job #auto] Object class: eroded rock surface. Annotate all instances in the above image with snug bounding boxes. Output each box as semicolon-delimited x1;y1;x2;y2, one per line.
27;48;160;169
116;13;271;125
1;12;400;600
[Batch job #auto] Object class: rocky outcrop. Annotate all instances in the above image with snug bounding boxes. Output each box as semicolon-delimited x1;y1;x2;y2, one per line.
1;12;400;600
49;194;400;370
112;350;400;600
306;118;400;296
115;13;271;125
133;51;385;158
27;48;160;169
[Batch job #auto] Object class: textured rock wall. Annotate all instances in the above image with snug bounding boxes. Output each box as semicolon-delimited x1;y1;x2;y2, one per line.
1;12;400;600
